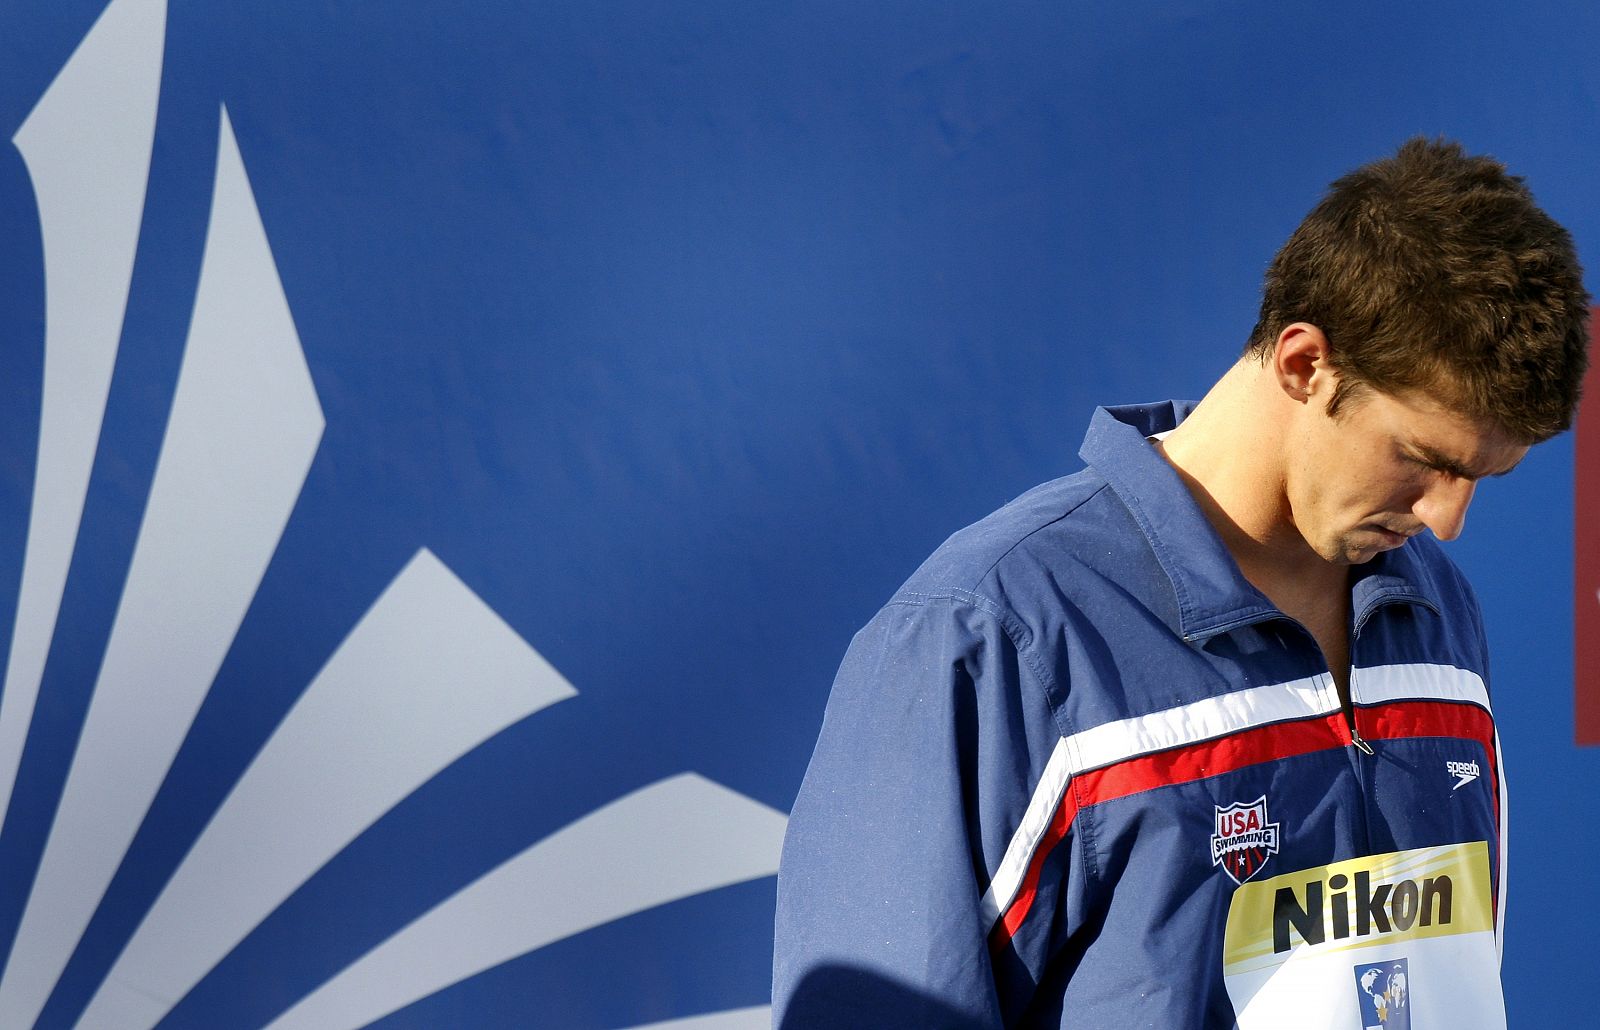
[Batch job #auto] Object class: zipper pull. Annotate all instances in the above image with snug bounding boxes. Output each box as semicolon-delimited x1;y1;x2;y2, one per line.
1345;665;1374;754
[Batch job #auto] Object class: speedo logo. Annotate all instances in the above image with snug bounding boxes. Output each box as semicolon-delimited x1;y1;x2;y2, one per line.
1447;759;1480;790
1271;869;1453;954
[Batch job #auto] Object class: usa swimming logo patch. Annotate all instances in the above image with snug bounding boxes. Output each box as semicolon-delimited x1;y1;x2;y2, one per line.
1211;796;1280;885
1353;958;1411;1029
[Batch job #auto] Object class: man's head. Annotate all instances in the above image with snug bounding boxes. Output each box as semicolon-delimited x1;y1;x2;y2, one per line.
1274;344;1529;563
1246;137;1590;444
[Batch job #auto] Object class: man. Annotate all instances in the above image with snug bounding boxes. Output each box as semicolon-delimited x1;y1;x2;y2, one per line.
772;139;1589;1028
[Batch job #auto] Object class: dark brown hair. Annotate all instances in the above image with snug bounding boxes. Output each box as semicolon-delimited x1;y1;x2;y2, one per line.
1245;137;1590;441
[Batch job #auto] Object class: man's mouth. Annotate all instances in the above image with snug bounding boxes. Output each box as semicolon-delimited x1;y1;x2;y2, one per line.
1368;525;1413;546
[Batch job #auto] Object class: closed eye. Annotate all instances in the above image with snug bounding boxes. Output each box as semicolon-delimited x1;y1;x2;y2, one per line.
1404;446;1481;481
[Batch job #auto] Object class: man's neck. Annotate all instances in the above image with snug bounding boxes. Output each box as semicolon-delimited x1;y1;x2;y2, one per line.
1154;363;1356;697
1154;361;1351;616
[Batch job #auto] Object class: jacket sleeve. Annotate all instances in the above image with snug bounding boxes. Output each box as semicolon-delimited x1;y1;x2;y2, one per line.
772;592;1081;1028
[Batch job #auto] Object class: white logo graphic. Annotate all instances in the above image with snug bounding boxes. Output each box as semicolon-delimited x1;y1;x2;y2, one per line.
0;2;782;1028
1446;759;1480;791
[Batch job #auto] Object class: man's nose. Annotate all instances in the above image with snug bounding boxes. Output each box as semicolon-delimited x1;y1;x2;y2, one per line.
1414;476;1477;541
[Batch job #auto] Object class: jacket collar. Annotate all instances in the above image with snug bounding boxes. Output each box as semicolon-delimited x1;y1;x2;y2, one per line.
1079;401;1439;644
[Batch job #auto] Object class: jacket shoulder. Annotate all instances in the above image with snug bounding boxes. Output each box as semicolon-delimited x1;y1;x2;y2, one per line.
895;469;1112;606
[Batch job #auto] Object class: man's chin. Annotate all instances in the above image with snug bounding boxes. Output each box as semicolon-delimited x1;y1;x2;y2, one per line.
1332;530;1411;565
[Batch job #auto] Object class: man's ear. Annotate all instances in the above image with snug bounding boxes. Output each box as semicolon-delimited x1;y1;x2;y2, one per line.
1271;322;1335;404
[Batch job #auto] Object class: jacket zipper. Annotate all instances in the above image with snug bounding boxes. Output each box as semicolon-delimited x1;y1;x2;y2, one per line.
1274;615;1372;754
1347;667;1374;755
1345;609;1384;856
1348;603;1384;756
1273;614;1375;842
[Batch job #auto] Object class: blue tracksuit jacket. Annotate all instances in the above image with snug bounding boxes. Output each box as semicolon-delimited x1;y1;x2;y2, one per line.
774;401;1506;1029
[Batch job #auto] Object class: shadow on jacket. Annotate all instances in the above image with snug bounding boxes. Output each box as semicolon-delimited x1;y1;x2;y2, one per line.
777;963;990;1029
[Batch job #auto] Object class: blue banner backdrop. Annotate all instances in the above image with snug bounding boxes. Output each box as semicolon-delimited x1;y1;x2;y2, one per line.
0;1;1596;1027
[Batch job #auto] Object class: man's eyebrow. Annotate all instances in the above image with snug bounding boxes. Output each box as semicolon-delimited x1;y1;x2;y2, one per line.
1408;444;1519;480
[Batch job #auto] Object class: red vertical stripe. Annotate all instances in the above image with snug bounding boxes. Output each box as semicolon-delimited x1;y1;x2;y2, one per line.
1577;305;1600;745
